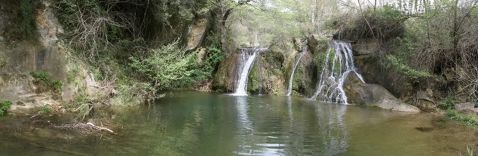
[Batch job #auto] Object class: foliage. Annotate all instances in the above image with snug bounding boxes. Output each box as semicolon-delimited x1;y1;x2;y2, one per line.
30;71;63;92
438;95;478;127
385;55;432;80
39;105;52;115
129;41;224;90
337;6;406;41
398;1;478;99
438;97;456;110
0;100;12;117
228;0;312;47
446;109;478;127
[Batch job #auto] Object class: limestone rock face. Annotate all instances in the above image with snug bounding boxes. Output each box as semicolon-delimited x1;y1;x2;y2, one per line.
0;1;96;115
214;53;240;92
186;16;209;51
345;75;420;112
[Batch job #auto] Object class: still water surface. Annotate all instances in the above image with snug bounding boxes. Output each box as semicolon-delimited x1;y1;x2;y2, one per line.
0;92;477;156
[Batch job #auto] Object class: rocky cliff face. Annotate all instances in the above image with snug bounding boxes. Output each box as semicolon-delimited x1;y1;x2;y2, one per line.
213;38;321;96
0;0;100;115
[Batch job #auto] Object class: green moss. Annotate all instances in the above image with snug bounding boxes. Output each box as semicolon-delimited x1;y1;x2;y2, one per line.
247;60;261;93
315;48;337;72
0;100;12;117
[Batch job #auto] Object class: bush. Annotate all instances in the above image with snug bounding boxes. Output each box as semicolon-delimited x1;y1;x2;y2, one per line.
0;100;12;117
31;71;63;92
438;97;456;110
385;55;432;80
336;6;405;41
39;105;52;115
129;41;223;90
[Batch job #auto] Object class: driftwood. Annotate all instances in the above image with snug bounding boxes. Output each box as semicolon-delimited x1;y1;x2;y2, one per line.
54;122;116;135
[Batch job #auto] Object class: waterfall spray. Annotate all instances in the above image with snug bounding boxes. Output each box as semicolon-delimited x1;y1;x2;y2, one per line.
232;48;266;96
309;41;365;104
286;47;307;96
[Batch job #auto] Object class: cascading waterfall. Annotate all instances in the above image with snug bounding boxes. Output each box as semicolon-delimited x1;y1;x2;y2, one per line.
232;48;264;96
310;40;365;104
286;48;307;96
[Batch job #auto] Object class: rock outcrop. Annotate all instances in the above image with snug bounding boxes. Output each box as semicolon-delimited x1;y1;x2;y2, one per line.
345;75;420;112
0;1;102;116
186;16;209;51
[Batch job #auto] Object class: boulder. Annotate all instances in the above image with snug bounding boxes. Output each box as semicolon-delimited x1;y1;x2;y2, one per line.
345;75;420;112
455;102;478;114
414;89;438;112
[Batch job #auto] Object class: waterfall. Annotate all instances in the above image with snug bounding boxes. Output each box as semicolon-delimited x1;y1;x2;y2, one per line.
309;41;365;104
232;48;265;96
286;48;306;96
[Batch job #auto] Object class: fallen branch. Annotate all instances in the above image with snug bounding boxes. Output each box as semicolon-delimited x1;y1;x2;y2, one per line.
86;122;115;134
54;122;116;135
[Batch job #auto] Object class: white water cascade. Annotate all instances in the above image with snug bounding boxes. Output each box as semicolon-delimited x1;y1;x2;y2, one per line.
232;48;264;96
286;48;307;96
310;41;365;104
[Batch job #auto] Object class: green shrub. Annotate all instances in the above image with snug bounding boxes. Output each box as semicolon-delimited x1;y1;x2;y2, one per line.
129;41;224;90
446;110;478;127
31;71;63;92
438;97;456;110
0;100;12;117
438;97;478;127
385;55;432;79
39;105;52;115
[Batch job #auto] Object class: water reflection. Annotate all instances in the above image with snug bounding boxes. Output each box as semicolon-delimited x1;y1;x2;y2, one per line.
236;96;253;131
234;96;257;155
315;103;348;155
233;96;349;156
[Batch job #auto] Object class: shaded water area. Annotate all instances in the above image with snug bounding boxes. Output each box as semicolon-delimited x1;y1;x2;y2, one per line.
0;92;477;156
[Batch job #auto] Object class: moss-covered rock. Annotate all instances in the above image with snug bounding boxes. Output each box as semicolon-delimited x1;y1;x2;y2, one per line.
248;53;286;95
